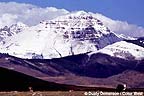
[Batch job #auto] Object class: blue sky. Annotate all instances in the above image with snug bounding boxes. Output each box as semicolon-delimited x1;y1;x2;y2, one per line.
1;0;144;27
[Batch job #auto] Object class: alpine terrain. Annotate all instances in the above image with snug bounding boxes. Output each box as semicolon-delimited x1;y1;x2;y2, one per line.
0;11;143;91
0;11;123;59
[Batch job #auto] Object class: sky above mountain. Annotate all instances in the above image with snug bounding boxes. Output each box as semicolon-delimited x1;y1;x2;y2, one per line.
1;0;144;27
0;0;144;37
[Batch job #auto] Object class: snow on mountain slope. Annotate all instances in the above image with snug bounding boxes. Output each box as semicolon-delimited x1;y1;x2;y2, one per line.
0;22;27;42
89;41;144;60
0;11;123;59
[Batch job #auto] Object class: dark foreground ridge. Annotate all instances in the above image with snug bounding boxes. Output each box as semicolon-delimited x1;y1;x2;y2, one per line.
0;67;143;92
0;66;115;91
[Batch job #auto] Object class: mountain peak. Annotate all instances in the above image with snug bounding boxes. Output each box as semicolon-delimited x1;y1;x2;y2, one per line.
0;12;123;59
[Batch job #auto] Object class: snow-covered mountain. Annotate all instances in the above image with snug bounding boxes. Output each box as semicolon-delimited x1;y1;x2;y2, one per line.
0;22;27;42
0;11;124;59
89;41;144;60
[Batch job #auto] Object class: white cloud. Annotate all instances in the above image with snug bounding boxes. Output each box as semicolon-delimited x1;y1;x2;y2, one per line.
0;2;69;27
0;13;18;27
0;2;144;37
90;13;144;37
